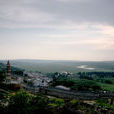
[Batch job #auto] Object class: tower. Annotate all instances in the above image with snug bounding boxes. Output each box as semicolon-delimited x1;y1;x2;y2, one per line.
6;60;11;76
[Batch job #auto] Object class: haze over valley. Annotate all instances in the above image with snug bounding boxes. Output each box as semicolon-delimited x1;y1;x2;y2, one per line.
1;59;114;73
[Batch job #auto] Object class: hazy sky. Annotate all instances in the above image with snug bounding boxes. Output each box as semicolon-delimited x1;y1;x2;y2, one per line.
0;0;114;61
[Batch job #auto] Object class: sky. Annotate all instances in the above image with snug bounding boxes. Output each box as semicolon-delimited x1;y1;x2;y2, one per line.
0;0;114;61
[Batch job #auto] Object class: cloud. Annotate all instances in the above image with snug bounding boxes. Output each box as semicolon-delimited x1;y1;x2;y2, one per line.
0;0;114;29
0;0;114;60
56;0;90;2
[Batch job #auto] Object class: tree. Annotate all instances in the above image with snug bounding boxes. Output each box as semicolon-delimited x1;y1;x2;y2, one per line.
30;93;49;114
105;80;113;84
0;72;6;85
7;90;35;114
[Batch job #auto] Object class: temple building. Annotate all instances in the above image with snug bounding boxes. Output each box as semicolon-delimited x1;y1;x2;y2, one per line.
6;60;11;83
6;60;11;76
5;60;21;89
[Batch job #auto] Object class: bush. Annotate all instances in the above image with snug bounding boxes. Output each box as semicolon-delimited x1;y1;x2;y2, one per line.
48;97;65;107
105;80;113;84
0;72;6;84
71;80;101;91
7;90;35;114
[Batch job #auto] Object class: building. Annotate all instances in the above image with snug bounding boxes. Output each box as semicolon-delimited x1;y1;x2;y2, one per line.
6;60;11;76
5;60;21;89
6;60;11;83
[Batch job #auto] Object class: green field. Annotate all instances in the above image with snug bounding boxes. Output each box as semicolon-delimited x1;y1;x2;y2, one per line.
99;83;114;92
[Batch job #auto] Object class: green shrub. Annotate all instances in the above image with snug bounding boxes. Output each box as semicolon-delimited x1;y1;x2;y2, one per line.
105;80;113;84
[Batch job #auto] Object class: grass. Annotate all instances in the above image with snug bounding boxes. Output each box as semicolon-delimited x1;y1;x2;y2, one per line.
98;82;114;92
48;97;65;107
96;99;114;110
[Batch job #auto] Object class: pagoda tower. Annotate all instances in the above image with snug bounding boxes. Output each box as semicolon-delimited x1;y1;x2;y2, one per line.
6;60;11;76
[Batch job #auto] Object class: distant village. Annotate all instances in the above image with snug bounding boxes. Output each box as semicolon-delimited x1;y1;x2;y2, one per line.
5;60;53;93
4;60;72;93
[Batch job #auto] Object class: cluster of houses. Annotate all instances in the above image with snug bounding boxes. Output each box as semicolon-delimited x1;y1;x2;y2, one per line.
4;60;74;93
21;72;52;93
23;72;52;87
5;61;52;92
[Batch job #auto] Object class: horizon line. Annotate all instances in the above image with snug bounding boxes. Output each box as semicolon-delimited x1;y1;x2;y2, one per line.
0;58;114;62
